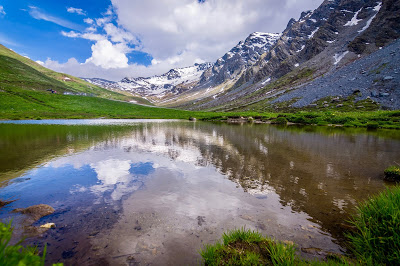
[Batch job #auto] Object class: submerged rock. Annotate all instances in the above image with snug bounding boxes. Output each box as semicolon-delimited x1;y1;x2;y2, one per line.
13;204;55;221
0;199;16;208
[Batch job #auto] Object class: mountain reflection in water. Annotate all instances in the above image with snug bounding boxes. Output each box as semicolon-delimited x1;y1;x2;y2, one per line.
0;120;398;264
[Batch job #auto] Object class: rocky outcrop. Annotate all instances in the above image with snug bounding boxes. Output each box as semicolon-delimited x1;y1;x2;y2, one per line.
349;0;400;53
197;32;281;88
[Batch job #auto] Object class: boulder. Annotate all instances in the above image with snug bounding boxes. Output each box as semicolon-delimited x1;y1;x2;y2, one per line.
13;204;55;221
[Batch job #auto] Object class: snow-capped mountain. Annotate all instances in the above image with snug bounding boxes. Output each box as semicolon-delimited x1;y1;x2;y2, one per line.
118;62;213;98
198;32;281;88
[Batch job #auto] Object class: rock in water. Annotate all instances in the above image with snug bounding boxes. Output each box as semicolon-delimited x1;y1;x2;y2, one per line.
13;204;55;221
40;223;56;229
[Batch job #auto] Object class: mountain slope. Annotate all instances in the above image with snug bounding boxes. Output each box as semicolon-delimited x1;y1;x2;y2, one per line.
174;0;400;111
0;44;135;101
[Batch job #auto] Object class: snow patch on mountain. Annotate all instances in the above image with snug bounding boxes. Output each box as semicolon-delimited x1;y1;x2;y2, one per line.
344;8;363;26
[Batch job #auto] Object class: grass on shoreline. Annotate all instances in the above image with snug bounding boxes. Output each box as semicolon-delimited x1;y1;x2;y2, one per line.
200;228;349;265
1;88;400;130
201;186;400;265
347;186;400;265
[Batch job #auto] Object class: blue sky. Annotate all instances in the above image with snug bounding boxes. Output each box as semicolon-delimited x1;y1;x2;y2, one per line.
0;0;152;65
0;0;322;81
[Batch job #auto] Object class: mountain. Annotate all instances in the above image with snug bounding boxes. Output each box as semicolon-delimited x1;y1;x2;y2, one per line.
197;32;281;88
176;0;400;111
89;0;400;111
85;31;281;104
120;62;213;99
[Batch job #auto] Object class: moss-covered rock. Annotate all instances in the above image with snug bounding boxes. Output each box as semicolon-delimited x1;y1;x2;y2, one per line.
384;166;400;182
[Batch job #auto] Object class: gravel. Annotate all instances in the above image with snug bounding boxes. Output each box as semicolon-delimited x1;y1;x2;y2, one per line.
272;39;400;110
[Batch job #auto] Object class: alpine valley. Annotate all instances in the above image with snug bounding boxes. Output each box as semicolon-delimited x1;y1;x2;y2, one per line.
85;0;400;112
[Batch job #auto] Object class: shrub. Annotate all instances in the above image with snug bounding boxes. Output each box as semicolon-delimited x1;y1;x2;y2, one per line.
366;122;379;129
347;186;400;264
291;116;309;124
384;166;400;182
271;117;288;125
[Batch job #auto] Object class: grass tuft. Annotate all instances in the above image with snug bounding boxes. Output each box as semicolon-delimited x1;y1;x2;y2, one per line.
200;228;297;265
346;186;400;264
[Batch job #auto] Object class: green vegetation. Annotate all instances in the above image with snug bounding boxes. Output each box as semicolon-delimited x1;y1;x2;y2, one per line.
0;221;58;266
0;88;223;120
202;111;400;129
384;166;400;182
271;116;288;125
200;228;350;265
347;186;400;265
200;228;298;265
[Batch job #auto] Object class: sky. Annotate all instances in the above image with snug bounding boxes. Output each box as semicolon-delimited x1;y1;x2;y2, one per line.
0;0;323;81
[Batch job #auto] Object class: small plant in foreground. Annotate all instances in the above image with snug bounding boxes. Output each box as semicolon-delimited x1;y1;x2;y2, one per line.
0;221;45;266
384;166;400;182
347;186;400;265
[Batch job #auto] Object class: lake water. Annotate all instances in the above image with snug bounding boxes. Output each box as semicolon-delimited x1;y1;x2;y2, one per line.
0;120;399;265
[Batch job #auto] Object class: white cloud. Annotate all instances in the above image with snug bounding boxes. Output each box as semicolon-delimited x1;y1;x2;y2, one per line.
84;18;94;24
67;7;86;16
28;6;81;30
104;23;137;44
61;30;105;41
0;6;5;16
85;39;130;69
90;159;131;185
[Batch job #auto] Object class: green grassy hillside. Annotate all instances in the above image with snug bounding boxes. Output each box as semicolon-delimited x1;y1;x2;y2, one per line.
0;44;151;104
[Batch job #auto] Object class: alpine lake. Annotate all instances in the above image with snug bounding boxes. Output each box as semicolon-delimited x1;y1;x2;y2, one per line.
0;119;399;265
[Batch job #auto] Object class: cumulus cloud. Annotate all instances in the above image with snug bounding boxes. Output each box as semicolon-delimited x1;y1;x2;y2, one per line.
46;0;322;80
85;40;130;69
0;6;5;16
67;7;86;16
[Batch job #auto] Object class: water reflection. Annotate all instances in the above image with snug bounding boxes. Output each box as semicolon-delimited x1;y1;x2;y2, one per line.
0;120;399;264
